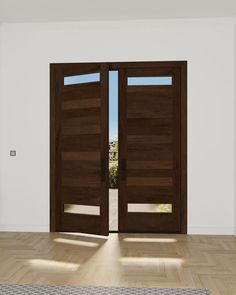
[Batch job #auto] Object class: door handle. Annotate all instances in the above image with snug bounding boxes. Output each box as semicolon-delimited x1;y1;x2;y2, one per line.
120;159;126;181
101;158;106;182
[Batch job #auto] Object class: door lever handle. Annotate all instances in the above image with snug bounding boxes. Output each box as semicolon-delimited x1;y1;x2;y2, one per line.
101;158;106;182
120;159;126;181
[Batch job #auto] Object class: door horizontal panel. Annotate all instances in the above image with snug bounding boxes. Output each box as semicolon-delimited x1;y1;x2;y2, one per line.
127;118;172;136
62;98;101;110
62;162;100;178
122;213;180;233
127;117;172;126
127;87;173;97
127;85;174;95
127;169;173;177
127;150;173;161
62;116;100;126
127;135;173;145
127;110;173;119
126;67;175;77
127;160;173;170
127;128;172;136
61;117;101;135
127;186;176;198
127;177;173;187
127;194;174;204
61;187;102;205
127;92;173;102
127;95;173;119
62;176;101;188
60;214;103;235
61;195;100;206
127;143;173;153
61;107;100;120
61;127;100;136
62;152;100;161
61;63;101;77
62;160;100;172
61;135;101;152
61;82;100;99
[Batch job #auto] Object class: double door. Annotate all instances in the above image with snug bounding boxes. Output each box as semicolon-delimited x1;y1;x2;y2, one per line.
50;61;187;236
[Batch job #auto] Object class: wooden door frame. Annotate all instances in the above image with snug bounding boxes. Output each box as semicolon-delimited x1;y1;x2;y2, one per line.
50;61;187;234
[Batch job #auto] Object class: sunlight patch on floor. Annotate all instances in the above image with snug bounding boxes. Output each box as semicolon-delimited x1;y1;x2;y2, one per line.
54;238;99;247
123;238;177;243
28;259;79;271
119;257;183;266
60;232;109;240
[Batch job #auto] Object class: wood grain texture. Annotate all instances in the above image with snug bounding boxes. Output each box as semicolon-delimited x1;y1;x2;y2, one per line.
61;98;101;110
119;62;187;233
50;63;109;236
61;152;100;161
51;61;187;235
0;232;235;295
127;177;173;187
61;176;101;188
127;160;173;170
61;82;101;100
61;116;101;135
61;134;101;152
127;92;173;119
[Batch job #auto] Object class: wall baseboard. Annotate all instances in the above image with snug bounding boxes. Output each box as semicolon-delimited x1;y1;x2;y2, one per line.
188;226;234;235
0;224;49;232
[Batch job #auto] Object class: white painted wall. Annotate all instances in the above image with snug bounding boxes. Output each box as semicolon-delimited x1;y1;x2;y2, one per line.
0;18;234;234
234;17;236;236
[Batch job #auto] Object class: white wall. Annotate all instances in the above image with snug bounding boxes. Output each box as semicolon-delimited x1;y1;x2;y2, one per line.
234;17;236;236
0;18;234;234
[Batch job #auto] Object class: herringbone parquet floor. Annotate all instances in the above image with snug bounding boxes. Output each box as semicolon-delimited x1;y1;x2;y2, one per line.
0;233;235;295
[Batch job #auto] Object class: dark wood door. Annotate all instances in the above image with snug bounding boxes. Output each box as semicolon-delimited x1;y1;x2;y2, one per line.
118;62;187;233
50;63;109;235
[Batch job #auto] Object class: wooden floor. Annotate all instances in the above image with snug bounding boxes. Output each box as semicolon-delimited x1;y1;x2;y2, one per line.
0;233;236;295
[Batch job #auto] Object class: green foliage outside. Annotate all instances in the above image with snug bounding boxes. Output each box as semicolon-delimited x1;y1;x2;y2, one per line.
114;143;118;161
109;161;118;188
155;204;172;213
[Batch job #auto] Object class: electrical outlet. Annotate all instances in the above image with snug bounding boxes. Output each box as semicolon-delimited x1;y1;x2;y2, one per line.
10;150;16;156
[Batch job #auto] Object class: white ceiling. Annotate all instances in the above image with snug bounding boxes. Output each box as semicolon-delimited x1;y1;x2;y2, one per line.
0;0;236;23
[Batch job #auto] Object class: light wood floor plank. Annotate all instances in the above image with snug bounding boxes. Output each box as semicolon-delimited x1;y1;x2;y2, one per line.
0;233;235;295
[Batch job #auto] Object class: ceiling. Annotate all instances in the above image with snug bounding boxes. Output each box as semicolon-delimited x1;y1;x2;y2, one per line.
0;0;236;23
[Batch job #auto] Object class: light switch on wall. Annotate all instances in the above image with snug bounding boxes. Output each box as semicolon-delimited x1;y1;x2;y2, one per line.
10;150;16;156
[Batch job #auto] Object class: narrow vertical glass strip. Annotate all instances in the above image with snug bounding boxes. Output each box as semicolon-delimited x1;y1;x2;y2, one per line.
109;71;118;231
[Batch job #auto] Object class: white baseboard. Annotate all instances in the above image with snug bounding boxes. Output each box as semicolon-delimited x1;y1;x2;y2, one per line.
0;224;49;232
188;226;234;235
